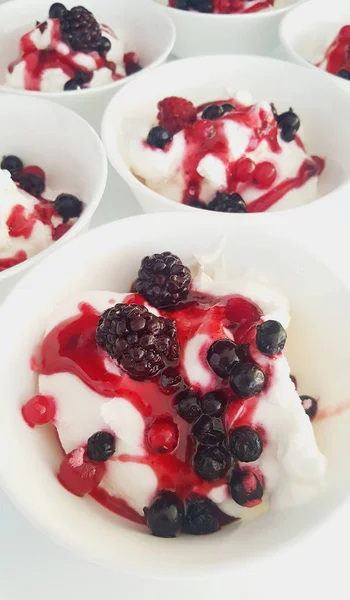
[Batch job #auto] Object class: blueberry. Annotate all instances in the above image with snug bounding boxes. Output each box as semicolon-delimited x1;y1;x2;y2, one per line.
300;395;318;420
222;103;235;114
144;490;183;538
20;173;45;196
183;496;221;535
280;125;297;143
192;415;225;446
175;0;189;8
230;362;265;399
87;431;115;462
228;426;263;462
200;391;227;417
54;193;83;222
202;104;224;120
176;390;202;423
64;79;81;91
277;108;300;131
336;69;350;80
236;343;251;362
1;155;23;176
256;320;287;356
193;444;230;481
49;2;67;18
125;63;142;76
207;339;239;378
97;36;111;56
74;70;92;85
187;198;207;209
229;469;264;507
147;126;173;149
187;0;213;13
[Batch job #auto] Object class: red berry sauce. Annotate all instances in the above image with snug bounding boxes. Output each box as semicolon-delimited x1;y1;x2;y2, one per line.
316;25;350;75
170;0;274;13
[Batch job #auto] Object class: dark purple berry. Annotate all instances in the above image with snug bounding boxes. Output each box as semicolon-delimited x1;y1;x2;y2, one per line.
230;362;265;399
300;395;318;420
290;374;297;388
229;469;264;507
187;0;213;12
277;108;300;143
49;2;67;18
64;79;81;91
228;426;263;462
202;104;224;120
144;490;183;538
87;431;115;462
59;6;101;52
125;62;142;76
54;193;83;222
236;343;251;362
187;198;207;209
192;415;225;446
222;103;235;114
20;173;45;196
96;303;179;381
207;192;247;213
256;320;287;356
193;444;230;481
183;496;220;535
134;251;191;308
147;126;173;149
176;390;202;423
1;154;23;176
200;391;227;417
175;0;189;8
336;69;350;80
74;70;92;85
207;339;239;378
97;36;111;56
159;367;182;393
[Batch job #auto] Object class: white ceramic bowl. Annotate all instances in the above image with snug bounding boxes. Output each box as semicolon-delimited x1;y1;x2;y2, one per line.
0;212;350;580
280;0;350;93
154;0;303;58
0;0;175;129
101;55;350;216
0;93;107;301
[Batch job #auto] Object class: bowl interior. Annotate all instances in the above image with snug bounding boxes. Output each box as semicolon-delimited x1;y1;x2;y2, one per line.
1;213;350;579
103;56;350;212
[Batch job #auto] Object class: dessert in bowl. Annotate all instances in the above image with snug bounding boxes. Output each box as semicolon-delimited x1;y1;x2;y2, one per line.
280;0;350;93
0;93;107;299
102;56;350;215
1;213;350;578
153;0;303;57
0;0;175;126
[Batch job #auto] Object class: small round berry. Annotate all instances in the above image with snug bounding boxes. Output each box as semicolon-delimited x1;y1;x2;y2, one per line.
187;0;213;12
200;391;227;417
125;62;142;76
159;367;182;393
64;79;81;91
183;495;221;535
147;419;179;454
201;104;224;120
58;447;106;497
253;162;277;188
87;431;116;462
54;193;83;222
1;155;23;176
222;103;235;114
207;339;239;378
336;69;350;80
187;198;207;209
300;395;318;420
134;251;191;308
230;362;266;399
234;157;255;182
290;374;297;389
207;192;247;213
192;415;225;446
49;2;67;18
144;490;183;538
193;444;230;481
97;36;111;56
175;0;189;8
256;320;287;356
229;469;264;507
277;108;300;131
175;390;202;423
146;126;173;149
21;395;56;428
228;426;263;462
280;125;297;143
20;172;45;196
74;70;92;85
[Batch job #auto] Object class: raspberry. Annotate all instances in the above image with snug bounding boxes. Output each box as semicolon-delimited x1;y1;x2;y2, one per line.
59;6;101;52
96;303;179;380
134;251;191;308
157;97;197;134
58;447;106;497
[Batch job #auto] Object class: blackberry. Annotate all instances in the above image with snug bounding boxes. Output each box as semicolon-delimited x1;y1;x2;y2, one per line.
300;395;318;420
192;415;225;446
87;431;115;462
1;155;23;177
49;2;67;18
228;426;263;462
230;362;266;399
144;490;183;538
59;6;101;52
134;251;191;308
193;444;230;481
19;173;45;196
175;389;202;423
229;469;264;507
147;126;173;149
256;320;287;356
207;192;247;213
96;303;179;380
183;496;221;535
54;193;83;222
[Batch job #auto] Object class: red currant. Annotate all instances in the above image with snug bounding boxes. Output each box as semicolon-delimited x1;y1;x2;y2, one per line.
253;162;277;188
58;447;106;497
21;394;56;428
147;419;179;454
234;157;255;182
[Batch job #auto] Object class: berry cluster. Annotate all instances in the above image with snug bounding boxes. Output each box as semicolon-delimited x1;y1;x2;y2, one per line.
57;5;102;53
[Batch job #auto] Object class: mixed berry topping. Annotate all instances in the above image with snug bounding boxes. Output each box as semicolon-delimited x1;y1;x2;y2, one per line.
300;395;318;420
133;251;191;308
171;0;274;13
95;303;179;380
315;26;350;79
144;490;184;538
193;444;231;481
228;426;263;463
207;339;240;377
87;431;116;462
175;389;202;423
200;391;227;417
182;496;221;536
58;5;101;52
207;192;247;213
256;320;287;356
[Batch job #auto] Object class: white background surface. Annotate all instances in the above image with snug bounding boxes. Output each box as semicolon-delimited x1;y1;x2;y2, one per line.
1;25;350;598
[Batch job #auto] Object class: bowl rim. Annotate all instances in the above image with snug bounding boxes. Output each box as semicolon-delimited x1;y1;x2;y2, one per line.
101;53;350;218
0;0;176;99
154;0;304;19
0;93;108;283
